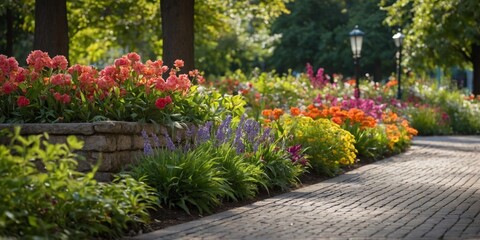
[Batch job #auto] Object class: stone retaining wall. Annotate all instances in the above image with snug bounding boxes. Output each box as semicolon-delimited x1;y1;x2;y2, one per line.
0;121;186;181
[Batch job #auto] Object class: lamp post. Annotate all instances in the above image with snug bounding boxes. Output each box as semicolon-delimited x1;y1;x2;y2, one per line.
349;25;364;98
392;29;405;99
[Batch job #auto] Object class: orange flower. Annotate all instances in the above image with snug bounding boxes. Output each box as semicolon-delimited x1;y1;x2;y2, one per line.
273;108;284;120
331;117;343;125
329;106;341;114
385;79;398;88
290;107;301;116
262;109;273;118
347;79;356;85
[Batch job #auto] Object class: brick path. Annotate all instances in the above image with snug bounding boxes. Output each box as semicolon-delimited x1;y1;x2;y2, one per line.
133;136;480;240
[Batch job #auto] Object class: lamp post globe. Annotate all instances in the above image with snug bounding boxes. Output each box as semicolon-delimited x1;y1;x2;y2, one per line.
392;29;405;99
349;25;364;98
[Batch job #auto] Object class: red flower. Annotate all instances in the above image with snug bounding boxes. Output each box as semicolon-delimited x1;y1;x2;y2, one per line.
155;96;172;109
2;81;16;94
17;96;30;107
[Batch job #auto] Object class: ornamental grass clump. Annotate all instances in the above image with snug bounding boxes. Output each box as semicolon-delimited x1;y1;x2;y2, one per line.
0;128;157;239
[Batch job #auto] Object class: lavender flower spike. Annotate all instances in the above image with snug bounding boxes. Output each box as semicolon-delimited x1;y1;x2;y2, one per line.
141;130;153;155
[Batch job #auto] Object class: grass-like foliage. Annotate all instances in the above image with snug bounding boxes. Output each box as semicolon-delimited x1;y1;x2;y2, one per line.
129;144;235;215
214;144;267;200
0;127;157;239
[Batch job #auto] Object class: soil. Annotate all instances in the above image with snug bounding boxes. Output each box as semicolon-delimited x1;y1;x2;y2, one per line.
137;162;369;235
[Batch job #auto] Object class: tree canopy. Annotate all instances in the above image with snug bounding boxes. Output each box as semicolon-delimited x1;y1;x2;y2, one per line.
268;0;397;81
381;0;480;93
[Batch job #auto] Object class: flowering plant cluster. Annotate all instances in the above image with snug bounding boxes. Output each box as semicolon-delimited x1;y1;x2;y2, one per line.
278;115;357;176
0;51;211;125
382;111;418;151
306;63;330;89
289;105;377;129
131;115;308;214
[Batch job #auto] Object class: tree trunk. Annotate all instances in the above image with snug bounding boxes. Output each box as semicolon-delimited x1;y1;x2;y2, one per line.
5;7;13;56
373;58;382;82
161;0;194;72
33;0;69;60
473;43;480;95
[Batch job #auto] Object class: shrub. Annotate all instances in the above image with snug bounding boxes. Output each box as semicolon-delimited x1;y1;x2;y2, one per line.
0;128;157;239
382;111;418;153
282;116;357;176
406;105;452;135
341;123;389;161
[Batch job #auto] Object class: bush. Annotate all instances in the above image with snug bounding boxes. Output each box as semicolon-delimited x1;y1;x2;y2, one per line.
0;128;157;239
282;116;357;176
407;105;452;135
342;123;390;161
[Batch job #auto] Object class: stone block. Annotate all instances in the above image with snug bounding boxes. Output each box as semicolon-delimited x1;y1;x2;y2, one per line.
91;152;113;172
6;123;95;135
120;121;142;134
117;135;133;150
93;121;123;133
76;151;93;171
95;172;113;182
83;134;117;152
91;151;141;172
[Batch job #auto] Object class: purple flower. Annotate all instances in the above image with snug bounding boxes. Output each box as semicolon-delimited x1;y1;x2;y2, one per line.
233;115;245;148
235;139;245;154
151;133;161;148
141;130;153;155
165;133;176;151
287;144;307;166
196;121;212;145
244;119;260;144
258;127;273;145
215;115;233;145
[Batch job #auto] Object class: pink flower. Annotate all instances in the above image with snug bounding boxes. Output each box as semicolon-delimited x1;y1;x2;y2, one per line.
68;64;84;75
27;50;53;71
15;67;27;82
155;96;172;109
62;94;71;103
174;59;184;68
53;92;71;104
17;96;30;107
114;57;129;67
155;78;168;91
52;55;68;70
50;74;72;86
127;52;141;62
